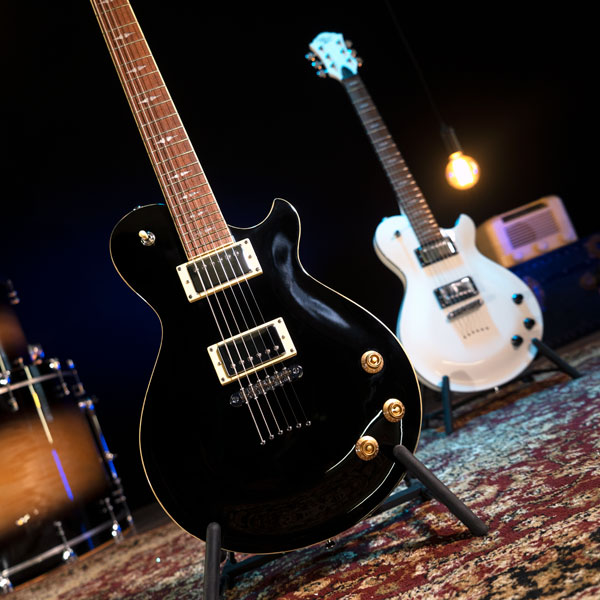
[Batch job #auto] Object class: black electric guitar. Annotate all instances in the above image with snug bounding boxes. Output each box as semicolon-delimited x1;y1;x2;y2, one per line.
308;32;543;394
91;2;421;553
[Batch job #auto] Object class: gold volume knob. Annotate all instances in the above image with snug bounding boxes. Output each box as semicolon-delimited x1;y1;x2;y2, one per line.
361;350;384;373
383;398;405;422
355;436;379;461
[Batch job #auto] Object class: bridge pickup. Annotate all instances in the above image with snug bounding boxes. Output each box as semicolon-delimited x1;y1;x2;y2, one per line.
208;318;297;385
177;239;262;302
435;276;479;308
415;237;457;267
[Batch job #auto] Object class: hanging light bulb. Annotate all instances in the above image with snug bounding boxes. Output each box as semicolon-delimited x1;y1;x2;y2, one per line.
441;125;480;190
446;150;480;190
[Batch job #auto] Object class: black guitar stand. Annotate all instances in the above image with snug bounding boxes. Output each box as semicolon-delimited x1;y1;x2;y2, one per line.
202;444;488;600
423;337;583;435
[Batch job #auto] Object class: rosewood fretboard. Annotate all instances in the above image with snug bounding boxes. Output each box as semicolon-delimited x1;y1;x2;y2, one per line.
90;0;233;260
342;74;443;247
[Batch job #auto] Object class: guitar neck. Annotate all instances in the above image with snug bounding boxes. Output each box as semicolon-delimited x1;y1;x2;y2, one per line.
341;74;442;246
90;0;233;259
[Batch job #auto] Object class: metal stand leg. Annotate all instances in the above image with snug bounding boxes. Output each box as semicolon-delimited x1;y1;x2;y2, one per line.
441;375;453;434
204;523;223;600
392;444;488;536
531;338;583;379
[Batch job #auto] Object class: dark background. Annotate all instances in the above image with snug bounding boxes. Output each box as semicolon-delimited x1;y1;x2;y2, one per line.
1;1;594;511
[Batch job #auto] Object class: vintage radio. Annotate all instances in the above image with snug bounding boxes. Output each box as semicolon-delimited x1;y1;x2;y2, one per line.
475;196;577;267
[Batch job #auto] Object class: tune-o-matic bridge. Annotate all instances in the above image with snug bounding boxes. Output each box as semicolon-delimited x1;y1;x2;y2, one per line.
208;318;297;384
177;239;262;301
415;237;457;267
229;365;304;407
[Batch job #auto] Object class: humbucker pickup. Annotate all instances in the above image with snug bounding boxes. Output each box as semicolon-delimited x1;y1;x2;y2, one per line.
177;239;262;301
208;318;297;385
415;237;457;267
434;276;479;309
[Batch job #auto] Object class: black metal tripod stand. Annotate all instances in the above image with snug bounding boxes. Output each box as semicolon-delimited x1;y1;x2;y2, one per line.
203;443;488;599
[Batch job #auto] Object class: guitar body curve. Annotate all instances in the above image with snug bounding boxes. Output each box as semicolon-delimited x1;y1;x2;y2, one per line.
110;199;422;554
374;213;543;393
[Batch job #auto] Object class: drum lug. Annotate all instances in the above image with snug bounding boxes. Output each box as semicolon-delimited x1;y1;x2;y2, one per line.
53;521;77;563
0;574;13;593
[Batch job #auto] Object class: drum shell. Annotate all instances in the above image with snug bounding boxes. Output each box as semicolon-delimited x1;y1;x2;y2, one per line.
0;359;122;586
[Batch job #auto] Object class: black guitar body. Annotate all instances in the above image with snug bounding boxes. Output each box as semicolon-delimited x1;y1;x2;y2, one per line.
110;198;421;554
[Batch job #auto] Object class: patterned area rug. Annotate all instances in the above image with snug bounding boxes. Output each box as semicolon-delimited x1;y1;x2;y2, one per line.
7;335;600;599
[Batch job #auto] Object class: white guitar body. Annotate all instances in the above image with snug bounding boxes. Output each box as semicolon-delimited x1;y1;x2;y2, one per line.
374;213;544;393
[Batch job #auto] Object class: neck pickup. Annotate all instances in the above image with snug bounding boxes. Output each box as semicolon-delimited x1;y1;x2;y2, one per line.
415;237;458;267
177;239;262;302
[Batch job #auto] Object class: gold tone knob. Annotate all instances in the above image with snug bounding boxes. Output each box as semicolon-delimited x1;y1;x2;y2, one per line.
383;398;405;422
355;436;379;461
361;350;384;373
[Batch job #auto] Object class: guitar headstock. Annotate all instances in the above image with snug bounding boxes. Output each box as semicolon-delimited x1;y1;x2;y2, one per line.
306;32;362;81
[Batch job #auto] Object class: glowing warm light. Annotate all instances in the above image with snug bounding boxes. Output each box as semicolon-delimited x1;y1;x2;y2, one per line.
445;151;480;190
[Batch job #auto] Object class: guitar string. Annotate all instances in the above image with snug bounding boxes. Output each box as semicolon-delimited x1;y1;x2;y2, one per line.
94;1;271;442
97;1;302;439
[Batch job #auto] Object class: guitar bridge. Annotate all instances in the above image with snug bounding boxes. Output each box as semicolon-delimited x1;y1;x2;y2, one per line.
177;239;262;301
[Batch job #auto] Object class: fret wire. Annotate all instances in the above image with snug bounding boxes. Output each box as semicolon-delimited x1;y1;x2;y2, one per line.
162;160;200;177
126;69;160;82
174;186;212;200
155;149;194;163
162;173;205;188
132;99;172;113
131;84;166;98
147;125;184;140
140;112;178;127
120;53;152;67
100;3;130;15
106;20;136;32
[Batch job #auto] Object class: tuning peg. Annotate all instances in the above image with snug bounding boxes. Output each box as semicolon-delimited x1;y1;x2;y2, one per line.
356;57;363;67
311;60;323;69
317;70;327;78
345;39;353;48
305;51;316;62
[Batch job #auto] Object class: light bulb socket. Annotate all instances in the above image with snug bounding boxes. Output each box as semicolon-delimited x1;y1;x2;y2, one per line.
440;124;462;155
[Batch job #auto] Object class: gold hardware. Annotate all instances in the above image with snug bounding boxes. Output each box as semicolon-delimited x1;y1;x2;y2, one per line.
355;436;379;461
383;399;405;422
361;350;384;373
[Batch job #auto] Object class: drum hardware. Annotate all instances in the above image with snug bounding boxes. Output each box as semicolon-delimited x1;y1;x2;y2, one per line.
27;344;44;363
100;497;125;543
0;574;13;594
53;521;77;564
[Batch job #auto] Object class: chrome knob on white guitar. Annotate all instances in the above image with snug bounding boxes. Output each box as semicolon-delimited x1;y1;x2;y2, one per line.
309;32;544;394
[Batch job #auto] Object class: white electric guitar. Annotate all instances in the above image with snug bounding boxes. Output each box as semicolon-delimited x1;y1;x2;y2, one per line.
308;32;544;393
